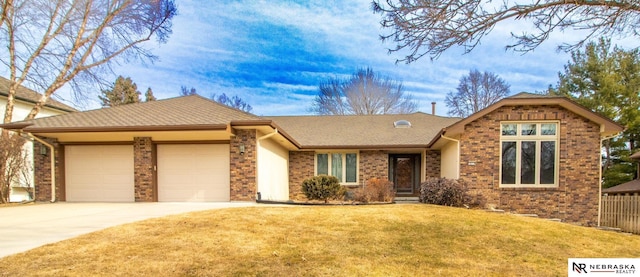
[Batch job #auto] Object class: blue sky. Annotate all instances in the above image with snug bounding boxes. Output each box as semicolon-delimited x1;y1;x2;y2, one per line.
73;0;637;116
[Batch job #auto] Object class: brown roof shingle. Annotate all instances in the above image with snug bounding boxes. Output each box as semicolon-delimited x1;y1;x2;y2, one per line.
15;95;261;132
268;113;461;148
0;76;77;113
603;179;640;194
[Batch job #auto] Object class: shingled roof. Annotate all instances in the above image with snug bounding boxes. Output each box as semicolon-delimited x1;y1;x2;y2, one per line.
268;113;461;149
7;95;261;132
603;179;640;194
0;76;77;113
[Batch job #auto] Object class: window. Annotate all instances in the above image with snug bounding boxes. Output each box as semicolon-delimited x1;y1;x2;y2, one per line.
315;152;358;184
500;122;558;187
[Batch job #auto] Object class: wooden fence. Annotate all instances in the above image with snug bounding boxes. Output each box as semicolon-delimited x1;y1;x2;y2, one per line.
601;194;640;234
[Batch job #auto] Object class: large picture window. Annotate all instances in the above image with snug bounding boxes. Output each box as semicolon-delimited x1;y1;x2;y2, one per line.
316;152;358;184
500;122;558;187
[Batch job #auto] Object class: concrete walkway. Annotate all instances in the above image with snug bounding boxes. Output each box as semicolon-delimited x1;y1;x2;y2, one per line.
0;202;257;258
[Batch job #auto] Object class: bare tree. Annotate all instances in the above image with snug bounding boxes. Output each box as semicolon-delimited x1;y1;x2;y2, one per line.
0;134;30;203
212;93;253;113
372;0;640;62
180;85;197;96
1;0;177;123
312;68;418;115
445;69;510;118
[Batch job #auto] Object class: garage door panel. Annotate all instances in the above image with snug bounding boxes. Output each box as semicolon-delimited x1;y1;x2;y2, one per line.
65;145;134;202
157;144;230;202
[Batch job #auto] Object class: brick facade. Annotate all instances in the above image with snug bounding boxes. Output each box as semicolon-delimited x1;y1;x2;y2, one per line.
230;129;257;201
134;137;155;202
288;151;314;200
458;105;601;226
425;150;440;179
33;139;63;201
359;150;389;183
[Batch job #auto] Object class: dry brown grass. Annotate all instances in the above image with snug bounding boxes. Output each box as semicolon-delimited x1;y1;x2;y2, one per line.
1;204;639;276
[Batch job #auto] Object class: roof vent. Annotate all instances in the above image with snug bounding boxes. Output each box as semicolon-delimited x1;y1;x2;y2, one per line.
394;120;411;128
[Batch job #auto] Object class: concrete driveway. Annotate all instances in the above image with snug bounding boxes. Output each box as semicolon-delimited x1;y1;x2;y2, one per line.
0;202;257;259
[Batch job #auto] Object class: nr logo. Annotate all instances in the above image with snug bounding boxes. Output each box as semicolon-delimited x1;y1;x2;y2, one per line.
573;262;588;274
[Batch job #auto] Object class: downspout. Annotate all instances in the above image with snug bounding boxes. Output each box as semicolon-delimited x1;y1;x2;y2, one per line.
440;133;460;179
256;129;279;201
21;132;56;202
598;131;622;227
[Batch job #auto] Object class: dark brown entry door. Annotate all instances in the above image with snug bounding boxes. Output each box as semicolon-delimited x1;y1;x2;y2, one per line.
389;154;421;195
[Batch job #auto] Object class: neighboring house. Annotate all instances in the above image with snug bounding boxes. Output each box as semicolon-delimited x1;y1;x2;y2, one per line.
0;93;623;226
602;151;640;195
0;77;77;202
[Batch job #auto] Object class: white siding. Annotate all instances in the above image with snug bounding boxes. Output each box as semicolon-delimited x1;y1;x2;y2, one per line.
440;140;460;179
257;138;289;201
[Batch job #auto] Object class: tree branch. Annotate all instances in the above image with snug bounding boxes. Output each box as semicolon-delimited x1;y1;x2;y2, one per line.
373;0;640;62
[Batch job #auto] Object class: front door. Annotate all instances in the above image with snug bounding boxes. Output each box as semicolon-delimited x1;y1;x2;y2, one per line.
389;154;421;195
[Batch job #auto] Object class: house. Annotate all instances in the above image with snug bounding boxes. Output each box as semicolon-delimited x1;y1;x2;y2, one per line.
0;92;623;226
0;77;76;202
602;151;640;195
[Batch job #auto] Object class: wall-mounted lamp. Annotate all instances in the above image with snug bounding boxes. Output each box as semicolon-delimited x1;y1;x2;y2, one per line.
239;144;245;155
40;145;47;156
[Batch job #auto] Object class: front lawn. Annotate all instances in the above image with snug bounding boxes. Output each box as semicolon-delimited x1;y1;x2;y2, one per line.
0;204;638;276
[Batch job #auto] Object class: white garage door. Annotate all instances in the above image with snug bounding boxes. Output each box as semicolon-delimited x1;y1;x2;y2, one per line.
157;144;230;202
65;145;134;202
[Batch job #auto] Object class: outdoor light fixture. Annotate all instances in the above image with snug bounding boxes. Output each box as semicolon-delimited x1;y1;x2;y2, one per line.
239;144;245;155
40;146;47;156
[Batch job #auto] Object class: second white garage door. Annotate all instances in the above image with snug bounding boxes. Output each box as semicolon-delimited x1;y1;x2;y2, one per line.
157;144;230;202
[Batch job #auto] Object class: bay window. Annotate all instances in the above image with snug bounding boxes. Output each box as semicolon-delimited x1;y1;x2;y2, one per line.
316;152;358;184
500;122;558;187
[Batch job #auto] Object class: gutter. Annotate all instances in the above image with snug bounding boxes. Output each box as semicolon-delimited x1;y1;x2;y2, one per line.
231;120;301;149
597;131;623;227
20;132;56;203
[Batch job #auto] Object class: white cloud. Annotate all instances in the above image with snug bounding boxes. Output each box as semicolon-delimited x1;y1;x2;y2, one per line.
93;0;639;117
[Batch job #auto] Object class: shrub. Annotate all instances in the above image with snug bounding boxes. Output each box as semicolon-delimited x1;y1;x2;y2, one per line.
419;178;469;207
301;175;345;203
353;178;395;203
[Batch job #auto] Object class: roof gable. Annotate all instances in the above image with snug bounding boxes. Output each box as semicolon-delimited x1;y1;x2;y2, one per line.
441;93;624;138
0;76;77;113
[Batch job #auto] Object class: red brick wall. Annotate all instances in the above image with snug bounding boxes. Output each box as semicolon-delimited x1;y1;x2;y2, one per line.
33;139;63;202
134;137;155;202
288;151;314;200
425;150;440;179
230;130;257;201
458;105;601;226
359;150;388;183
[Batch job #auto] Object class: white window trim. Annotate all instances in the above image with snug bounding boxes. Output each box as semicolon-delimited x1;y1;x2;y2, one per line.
499;121;560;188
314;151;359;186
